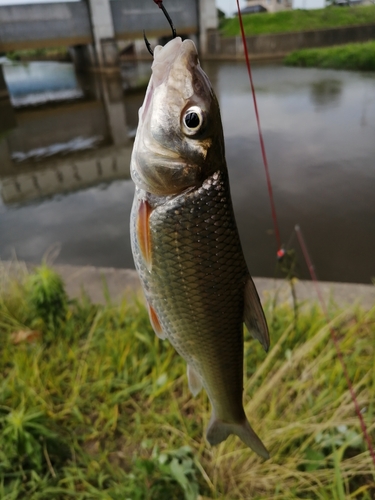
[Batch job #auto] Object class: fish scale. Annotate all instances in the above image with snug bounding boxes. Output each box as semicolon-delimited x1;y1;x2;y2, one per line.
132;170;247;422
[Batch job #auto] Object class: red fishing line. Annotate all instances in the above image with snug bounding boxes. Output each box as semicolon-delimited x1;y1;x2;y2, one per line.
234;0;375;469
147;1;374;464
235;0;284;258
295;225;375;468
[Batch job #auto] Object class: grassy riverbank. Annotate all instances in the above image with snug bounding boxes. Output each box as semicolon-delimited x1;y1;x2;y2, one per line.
284;41;375;71
221;5;375;36
5;47;69;62
1;265;375;499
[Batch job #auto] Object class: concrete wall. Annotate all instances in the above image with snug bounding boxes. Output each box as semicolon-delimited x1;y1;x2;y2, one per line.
111;0;198;40
0;0;207;64
0;0;218;68
207;23;375;59
0;2;93;52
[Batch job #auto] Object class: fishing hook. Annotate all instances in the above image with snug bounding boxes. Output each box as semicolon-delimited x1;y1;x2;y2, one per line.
144;0;177;56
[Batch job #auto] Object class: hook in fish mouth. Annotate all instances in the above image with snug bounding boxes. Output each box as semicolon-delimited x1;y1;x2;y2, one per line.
144;0;177;56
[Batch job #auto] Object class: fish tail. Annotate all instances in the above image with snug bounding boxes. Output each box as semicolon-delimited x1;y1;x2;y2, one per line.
206;414;270;460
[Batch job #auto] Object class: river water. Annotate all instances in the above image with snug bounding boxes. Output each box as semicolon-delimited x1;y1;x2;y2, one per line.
0;59;374;284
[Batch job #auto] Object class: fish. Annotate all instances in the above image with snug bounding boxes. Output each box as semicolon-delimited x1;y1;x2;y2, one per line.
130;36;270;459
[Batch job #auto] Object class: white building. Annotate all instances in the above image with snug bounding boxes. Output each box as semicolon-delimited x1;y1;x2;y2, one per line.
242;0;292;14
242;0;325;12
292;0;325;9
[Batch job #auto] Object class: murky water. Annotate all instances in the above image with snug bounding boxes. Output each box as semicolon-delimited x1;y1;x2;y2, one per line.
1;59;374;283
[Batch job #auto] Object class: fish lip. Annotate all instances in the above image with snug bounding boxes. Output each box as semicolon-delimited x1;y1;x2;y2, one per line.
139;38;194;125
152;37;198;89
152;37;183;88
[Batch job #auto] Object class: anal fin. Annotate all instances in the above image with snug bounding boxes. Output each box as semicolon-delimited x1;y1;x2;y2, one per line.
187;364;202;397
244;275;270;352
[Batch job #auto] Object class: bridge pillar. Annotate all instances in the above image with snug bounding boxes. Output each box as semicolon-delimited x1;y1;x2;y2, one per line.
198;0;218;56
0;65;16;177
0;65;16;133
100;75;130;146
71;0;120;72
87;0;119;68
70;44;96;72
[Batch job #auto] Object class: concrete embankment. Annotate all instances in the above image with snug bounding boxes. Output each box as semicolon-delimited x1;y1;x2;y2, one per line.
207;24;375;60
1;261;374;310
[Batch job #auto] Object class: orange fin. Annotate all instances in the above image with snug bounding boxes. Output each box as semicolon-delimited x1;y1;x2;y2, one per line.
148;304;167;340
244;276;270;352
137;199;152;270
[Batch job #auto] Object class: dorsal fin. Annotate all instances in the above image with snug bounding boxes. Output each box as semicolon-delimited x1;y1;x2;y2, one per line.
244;276;270;352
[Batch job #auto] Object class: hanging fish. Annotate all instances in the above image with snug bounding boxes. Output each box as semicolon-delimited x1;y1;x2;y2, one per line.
130;33;270;459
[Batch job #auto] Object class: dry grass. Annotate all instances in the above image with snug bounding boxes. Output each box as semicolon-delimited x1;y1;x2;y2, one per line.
0;264;374;499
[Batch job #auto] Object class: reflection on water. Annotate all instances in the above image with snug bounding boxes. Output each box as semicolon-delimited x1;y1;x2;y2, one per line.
0;61;145;203
310;79;342;109
11;136;104;162
3;61;83;107
1;60;375;284
0;63;16;132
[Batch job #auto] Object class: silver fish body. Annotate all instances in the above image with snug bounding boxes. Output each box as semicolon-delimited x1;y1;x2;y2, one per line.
130;37;269;459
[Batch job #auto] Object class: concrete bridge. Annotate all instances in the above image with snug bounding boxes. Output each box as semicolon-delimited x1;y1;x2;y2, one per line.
0;0;217;69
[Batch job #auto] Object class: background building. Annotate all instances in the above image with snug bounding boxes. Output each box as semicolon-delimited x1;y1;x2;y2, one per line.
241;0;292;14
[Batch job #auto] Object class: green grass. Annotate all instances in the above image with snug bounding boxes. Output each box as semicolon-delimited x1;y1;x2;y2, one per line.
284;41;375;70
1;264;375;498
221;5;375;36
5;47;69;62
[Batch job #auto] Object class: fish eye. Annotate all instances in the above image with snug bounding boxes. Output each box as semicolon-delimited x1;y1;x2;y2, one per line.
183;106;203;135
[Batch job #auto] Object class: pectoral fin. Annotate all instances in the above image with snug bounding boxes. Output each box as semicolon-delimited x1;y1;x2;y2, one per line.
137;199;152;271
244;276;270;352
187;364;202;397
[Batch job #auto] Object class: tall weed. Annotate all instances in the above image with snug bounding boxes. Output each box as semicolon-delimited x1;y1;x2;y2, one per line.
0;265;374;498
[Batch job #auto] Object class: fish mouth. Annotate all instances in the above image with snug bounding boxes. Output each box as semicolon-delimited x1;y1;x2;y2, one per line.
152;37;188;87
140;38;198;120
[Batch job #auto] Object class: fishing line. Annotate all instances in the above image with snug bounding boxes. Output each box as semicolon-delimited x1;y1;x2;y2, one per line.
234;0;375;468
144;0;176;55
295;225;375;467
145;0;375;464
235;0;284;259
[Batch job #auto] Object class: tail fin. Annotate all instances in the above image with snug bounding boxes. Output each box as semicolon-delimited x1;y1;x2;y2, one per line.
206;414;270;460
